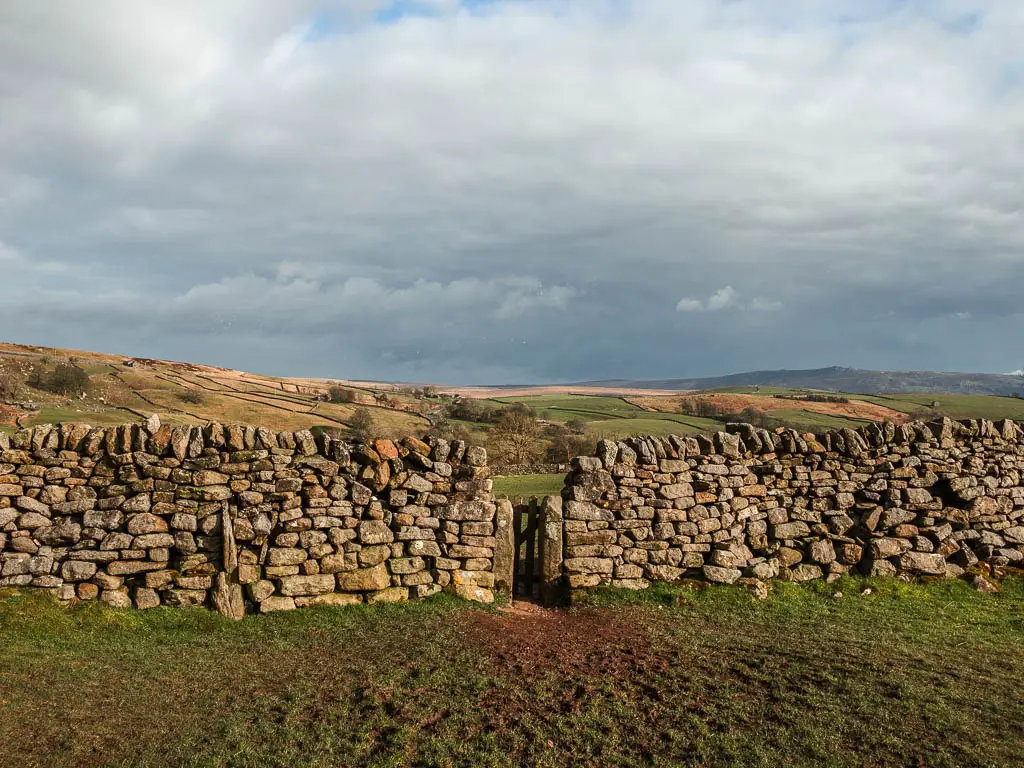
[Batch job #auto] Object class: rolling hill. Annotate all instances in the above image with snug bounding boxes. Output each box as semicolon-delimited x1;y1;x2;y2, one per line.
581;366;1024;396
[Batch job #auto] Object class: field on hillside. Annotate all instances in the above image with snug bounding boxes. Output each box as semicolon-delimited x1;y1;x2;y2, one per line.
0;342;430;437
2;578;1022;767
489;393;723;438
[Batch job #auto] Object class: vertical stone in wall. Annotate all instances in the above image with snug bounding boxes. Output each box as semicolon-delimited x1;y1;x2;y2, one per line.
492;499;515;597
540;495;564;607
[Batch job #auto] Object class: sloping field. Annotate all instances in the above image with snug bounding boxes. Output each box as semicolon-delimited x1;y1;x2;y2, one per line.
628;392;910;425
0;342;429;436
490;394;723;437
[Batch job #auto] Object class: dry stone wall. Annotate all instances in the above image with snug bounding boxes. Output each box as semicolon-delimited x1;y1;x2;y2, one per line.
562;418;1024;590
0;421;496;614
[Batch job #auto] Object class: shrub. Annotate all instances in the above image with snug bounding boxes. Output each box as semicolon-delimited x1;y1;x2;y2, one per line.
178;390;203;405
565;417;589;435
0;372;22;402
329;386;357;404
27;363;90;396
349;408;377;441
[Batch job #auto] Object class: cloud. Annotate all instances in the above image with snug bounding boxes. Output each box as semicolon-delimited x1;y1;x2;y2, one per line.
1;1;1023;381
677;286;781;313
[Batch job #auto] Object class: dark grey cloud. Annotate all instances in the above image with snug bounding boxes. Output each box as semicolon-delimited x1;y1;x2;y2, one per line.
1;0;1022;382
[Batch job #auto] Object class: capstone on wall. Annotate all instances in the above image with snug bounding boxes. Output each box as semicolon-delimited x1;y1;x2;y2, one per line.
562;419;1024;590
0;421;496;614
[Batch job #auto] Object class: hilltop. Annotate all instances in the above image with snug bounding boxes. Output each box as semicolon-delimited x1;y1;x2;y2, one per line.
582;366;1024;396
0;341;430;437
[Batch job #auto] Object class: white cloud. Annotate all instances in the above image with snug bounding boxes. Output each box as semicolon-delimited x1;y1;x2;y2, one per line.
677;286;781;313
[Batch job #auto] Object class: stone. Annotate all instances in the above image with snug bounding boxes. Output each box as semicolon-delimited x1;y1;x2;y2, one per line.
336;563;390;592
107;560;165;576
564;557;613;574
295;592;363;608
898;552;946;575
789;564;823;582
61;560;97;582
658;483;694;500
751;559;779;580
358;520;394;545
277;574;336;596
809;539;836;565
367;587;409;604
17;512;51;529
268;548;307;566
772;521;810;539
100;589;133;609
248;580;276;602
260;596;297;613
134;588;161;610
702;565;741;584
16;496;50;515
870;538;904;559
77;582;99;600
134;533;175;549
127;513;168;535
446;582;494;603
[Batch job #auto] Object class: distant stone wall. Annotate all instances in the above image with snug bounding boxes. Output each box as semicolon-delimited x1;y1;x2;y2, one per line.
562;419;1024;590
0;422;496;614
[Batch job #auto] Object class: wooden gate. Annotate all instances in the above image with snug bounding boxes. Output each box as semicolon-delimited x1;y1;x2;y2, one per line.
512;497;544;599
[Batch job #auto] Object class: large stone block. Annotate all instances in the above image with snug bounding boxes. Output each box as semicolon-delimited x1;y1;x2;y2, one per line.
564;557;613;574
564;501;614;522
437;501;495;522
336;562;390;592
899;551;947;575
772;521;810;539
358;520;394;545
277;574;336;596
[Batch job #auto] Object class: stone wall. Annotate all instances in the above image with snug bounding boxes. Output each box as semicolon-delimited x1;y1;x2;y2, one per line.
562;419;1024;590
0;421;496;614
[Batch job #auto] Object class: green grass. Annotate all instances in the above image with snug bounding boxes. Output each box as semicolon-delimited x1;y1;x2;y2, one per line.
853;392;1024;420
584;415;721;438
492;473;566;500
1;578;1023;766
491;394;645;422
20;404;135;427
767;408;873;431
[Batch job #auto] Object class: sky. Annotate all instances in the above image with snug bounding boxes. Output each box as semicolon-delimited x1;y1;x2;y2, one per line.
0;0;1021;384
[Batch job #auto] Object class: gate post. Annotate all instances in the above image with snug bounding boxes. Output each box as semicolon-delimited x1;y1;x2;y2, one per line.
493;499;515;598
540;495;565;607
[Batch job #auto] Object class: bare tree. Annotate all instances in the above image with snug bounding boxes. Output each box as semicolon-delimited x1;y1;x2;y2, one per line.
488;410;542;465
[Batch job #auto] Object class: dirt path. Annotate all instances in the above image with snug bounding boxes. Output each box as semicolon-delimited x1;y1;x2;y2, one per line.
462;601;669;680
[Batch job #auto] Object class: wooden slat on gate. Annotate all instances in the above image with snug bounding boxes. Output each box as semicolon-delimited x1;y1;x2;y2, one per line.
512;496;543;599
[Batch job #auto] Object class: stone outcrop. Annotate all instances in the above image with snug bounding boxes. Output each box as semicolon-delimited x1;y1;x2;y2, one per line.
0;423;495;613
561;418;1024;590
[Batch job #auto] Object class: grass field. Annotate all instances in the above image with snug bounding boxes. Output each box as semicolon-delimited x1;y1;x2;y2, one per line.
490;394;723;438
492;473;566;499
1;577;1022;767
855;392;1024;420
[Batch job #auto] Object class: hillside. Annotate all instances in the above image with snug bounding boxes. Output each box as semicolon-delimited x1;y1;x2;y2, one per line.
583;366;1024;396
0;342;431;437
